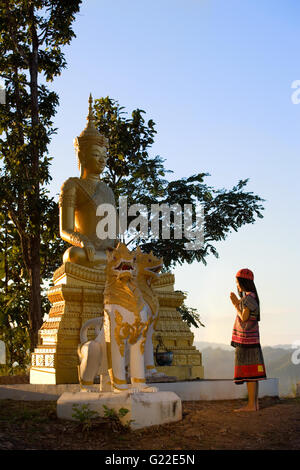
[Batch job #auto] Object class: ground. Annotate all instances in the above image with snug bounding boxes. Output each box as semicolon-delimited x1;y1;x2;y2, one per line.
0;392;300;450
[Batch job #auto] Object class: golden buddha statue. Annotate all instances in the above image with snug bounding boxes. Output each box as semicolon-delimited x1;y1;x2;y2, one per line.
59;95;118;269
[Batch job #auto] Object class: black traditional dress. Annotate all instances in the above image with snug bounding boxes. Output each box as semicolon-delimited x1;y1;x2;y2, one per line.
231;292;267;384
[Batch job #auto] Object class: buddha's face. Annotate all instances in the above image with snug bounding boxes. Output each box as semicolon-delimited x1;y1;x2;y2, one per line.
84;144;107;174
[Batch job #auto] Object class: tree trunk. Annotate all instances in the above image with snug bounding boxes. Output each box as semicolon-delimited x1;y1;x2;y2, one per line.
28;239;42;350
28;4;42;351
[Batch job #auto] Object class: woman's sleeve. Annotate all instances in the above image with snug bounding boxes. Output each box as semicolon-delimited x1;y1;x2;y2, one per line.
243;294;258;312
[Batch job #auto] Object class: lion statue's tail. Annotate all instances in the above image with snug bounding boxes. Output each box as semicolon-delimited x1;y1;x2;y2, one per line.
78;316;104;358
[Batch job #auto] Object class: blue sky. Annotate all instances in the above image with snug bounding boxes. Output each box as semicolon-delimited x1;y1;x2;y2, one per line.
47;0;300;346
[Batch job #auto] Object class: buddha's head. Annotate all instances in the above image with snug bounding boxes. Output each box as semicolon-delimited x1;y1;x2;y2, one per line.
74;94;109;177
75;142;108;176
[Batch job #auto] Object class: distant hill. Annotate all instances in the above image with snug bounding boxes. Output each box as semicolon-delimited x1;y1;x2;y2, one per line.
272;344;298;350
194;341;232;351
194;342;300;396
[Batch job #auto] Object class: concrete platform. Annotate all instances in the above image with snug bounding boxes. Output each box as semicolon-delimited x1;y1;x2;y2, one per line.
57;391;182;430
154;378;279;401
0;378;279;401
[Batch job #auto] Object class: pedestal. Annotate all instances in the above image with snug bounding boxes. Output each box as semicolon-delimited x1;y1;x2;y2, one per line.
57;391;182;430
30;263;106;384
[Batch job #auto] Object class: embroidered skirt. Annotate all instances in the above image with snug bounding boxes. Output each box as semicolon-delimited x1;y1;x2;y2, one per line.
234;344;267;384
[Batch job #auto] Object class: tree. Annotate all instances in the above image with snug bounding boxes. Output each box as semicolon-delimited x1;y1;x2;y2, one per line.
176;298;205;329
0;0;81;351
0;198;65;369
0;212;30;372
94;96;265;326
94;97;264;267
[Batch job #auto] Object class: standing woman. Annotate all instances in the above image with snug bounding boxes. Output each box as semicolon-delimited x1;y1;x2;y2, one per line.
230;268;266;411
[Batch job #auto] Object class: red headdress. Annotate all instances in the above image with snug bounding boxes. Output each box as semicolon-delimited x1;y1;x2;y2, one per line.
236;268;254;281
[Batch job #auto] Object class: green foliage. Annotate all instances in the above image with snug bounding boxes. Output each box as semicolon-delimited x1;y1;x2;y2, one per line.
0;209;61;369
9;407;49;424
0;213;30;371
71;404;99;433
102;404;129;419
102;404;132;432
0;400;56;425
71;403;132;433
